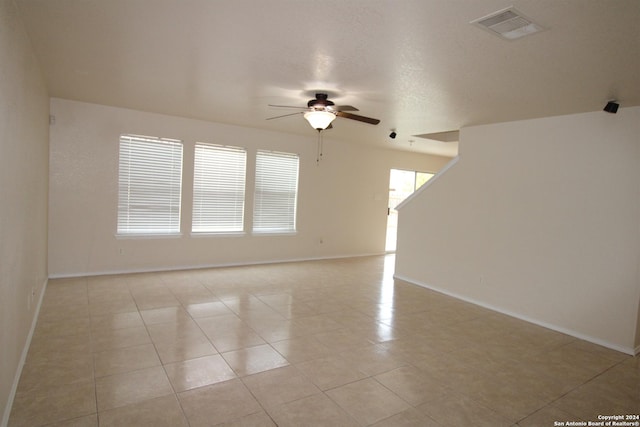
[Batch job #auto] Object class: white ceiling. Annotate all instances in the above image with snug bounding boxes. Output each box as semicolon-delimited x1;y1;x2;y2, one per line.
16;0;640;157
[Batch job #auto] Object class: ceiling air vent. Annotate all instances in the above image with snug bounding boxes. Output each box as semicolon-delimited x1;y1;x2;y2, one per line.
471;7;545;40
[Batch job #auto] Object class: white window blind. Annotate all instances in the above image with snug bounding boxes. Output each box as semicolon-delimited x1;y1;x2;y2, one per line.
253;150;299;233
117;134;183;235
192;143;247;233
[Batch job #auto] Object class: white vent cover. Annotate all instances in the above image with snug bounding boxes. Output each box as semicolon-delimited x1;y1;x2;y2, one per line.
471;7;545;40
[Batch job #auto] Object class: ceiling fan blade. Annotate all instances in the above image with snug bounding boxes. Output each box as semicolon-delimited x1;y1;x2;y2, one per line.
268;104;307;109
335;105;359;112
336;111;380;125
266;112;303;120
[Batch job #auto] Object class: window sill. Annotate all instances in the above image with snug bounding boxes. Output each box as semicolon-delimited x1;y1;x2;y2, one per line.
116;233;183;239
190;231;246;238
251;231;297;237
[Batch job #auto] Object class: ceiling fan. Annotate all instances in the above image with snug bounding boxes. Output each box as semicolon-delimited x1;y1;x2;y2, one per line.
267;93;381;130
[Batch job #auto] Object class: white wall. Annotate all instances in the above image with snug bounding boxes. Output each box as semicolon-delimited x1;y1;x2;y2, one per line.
396;108;640;354
0;0;50;423
49;98;450;277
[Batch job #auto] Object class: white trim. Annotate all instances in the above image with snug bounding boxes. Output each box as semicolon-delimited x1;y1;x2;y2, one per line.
189;231;246;238
1;278;48;427
395;155;460;211
47;252;386;279
394;273;636;356
251;231;298;237
635;345;640;356
116;233;183;239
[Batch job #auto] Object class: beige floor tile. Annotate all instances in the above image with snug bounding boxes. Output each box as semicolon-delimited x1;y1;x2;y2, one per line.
312;328;374;352
184;300;234;318
9;381;96;427
26;332;92;357
270;336;334;363
173;291;220;305
216;411;276;426
178;379;262;426
374;365;448;406
328;311;374;328
94;343;161;377
455;367;550;422
326;377;411;425
140;306;192;325
207;327;265;353
195;313;247;339
43;413;98;427
563;340;630;363
242;365;320;409
17;352;94;394
164;354;237;392
89;297;138;316
551;372;640;419
221;344;289;376
349;321;406;343
133;293;180;310
90;311;144;332
221;295;272;315
268;393;359;427
516;405;585;427
146;318;205;343
11;255;633;426
38;303;90;322
87;286;131;305
167;282;215;297
248;318;299;342
338;344;409;376
417;390;514;427
270;302;321;319
95;366;173;411
98;394;188;427
295;355;368;391
154;334;217;364
291;314;345;335
371;408;442;427
33;316;91;338
91;325;152;352
239;309;288;328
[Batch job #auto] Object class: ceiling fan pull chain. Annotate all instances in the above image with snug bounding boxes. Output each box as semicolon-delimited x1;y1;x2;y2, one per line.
316;130;322;165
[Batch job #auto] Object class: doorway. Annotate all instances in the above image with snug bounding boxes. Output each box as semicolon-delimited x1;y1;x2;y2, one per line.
385;169;434;252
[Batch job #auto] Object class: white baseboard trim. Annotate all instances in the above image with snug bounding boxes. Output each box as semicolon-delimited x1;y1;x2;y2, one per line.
48;252;387;279
394;274;636;357
1;278;48;427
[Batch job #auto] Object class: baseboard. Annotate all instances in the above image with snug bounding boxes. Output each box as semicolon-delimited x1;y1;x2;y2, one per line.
394;274;636;357
48;252;387;279
1;278;48;427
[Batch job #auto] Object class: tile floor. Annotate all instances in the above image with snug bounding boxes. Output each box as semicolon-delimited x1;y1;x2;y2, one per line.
8;255;639;426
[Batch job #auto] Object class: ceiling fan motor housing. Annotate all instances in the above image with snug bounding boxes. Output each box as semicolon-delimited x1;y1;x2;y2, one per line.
308;93;335;111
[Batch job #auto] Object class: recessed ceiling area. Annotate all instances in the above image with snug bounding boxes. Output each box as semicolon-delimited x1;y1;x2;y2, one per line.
15;0;640;158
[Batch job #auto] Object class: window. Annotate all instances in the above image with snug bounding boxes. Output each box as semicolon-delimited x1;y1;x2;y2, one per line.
192;143;247;233
253;150;299;233
117;134;183;235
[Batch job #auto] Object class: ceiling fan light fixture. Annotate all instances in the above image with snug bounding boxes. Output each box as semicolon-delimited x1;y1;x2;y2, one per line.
304;110;336;130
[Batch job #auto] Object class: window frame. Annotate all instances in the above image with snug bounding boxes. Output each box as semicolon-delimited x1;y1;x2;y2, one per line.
191;142;247;235
116;134;184;237
252;149;300;235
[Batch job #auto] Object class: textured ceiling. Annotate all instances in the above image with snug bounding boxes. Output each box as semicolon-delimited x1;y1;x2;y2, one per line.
16;0;640;157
